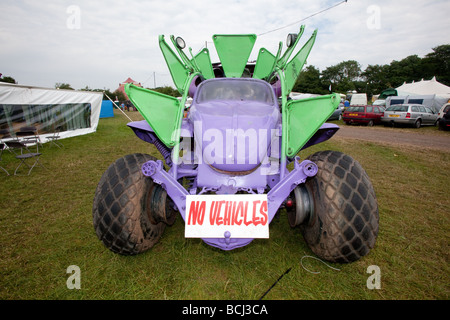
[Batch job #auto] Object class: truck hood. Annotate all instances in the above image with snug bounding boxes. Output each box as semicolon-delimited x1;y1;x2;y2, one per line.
189;100;280;173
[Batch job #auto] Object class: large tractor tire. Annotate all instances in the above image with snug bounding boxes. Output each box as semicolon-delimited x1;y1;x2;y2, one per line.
93;153;168;255
300;151;379;263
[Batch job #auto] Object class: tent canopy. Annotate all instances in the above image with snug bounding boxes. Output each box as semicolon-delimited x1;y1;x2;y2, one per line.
391;77;450;112
0;82;102;143
100;100;114;118
386;94;449;113
396;77;450;96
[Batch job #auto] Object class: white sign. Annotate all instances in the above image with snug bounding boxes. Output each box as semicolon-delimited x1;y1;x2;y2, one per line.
185;194;269;239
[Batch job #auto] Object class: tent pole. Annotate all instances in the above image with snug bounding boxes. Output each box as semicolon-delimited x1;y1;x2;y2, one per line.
104;93;133;122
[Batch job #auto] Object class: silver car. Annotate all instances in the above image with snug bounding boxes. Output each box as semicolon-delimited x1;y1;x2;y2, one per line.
381;104;438;128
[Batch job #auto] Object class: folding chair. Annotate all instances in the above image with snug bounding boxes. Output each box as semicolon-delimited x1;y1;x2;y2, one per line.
0;128;16;145
20;126;39;133
4;141;46;175
0;143;9;176
17;126;43;152
46;127;63;148
0;128;10;141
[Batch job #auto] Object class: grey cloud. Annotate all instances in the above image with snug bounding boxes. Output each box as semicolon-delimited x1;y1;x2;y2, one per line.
0;0;449;90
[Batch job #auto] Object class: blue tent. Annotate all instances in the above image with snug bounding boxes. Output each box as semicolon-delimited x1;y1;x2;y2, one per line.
100;100;114;118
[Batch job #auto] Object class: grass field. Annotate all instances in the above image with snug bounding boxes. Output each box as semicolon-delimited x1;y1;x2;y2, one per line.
0;110;449;300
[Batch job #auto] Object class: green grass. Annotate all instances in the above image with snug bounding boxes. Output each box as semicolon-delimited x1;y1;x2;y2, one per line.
0;110;449;300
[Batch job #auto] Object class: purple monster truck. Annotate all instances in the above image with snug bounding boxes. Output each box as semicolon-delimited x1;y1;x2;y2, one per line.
92;27;379;263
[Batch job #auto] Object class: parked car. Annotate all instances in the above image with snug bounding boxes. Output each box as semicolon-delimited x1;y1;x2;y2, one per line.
342;105;385;126
437;103;450;121
381;104;439;128
327;103;344;121
438;107;450;130
372;99;386;107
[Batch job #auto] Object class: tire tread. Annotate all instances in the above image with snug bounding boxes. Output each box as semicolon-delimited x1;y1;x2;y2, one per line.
302;151;379;263
93;153;165;255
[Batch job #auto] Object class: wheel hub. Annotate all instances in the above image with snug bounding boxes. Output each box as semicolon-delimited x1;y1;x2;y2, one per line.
287;184;314;227
146;184;176;226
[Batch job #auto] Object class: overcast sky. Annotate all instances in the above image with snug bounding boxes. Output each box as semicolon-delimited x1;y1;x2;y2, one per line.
1;0;449;91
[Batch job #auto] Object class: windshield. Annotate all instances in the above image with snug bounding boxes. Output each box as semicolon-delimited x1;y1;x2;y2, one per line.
347;106;365;112
386;105;408;112
196;79;274;104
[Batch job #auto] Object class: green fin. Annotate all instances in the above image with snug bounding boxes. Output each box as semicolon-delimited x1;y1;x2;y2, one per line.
125;83;181;147
192;48;215;79
277;25;305;69
283;29;317;95
212;34;256;78
159;35;189;94
285;93;339;157
253;48;276;80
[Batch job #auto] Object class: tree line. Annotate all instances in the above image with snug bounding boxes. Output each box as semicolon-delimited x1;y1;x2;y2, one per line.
2;44;448;101
0;76;180;101
292;44;450;99
52;83;181;101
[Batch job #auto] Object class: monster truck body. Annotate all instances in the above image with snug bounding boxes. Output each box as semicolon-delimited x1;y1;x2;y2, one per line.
93;26;379;262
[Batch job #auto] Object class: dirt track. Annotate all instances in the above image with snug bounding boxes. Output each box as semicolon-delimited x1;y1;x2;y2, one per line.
333;125;450;152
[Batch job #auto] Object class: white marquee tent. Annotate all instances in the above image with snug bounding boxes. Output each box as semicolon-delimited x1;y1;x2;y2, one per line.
0;82;102;143
396;77;450;96
390;77;450;113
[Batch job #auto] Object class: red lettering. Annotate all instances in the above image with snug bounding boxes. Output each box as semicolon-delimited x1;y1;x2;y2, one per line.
259;200;268;225
215;200;225;225
243;201;252;226
188;201;205;225
234;201;243;225
224;201;232;225
230;201;236;225
209;201;216;225
252;200;261;226
209;201;222;225
216;215;223;225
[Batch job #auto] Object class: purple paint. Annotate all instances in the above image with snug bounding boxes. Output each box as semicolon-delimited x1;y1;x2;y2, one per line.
129;77;340;251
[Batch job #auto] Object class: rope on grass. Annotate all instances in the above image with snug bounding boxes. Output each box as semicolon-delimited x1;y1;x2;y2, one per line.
259;256;341;299
300;255;341;274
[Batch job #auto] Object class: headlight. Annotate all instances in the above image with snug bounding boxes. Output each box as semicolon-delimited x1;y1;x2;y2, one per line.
286;33;297;48
175;37;186;49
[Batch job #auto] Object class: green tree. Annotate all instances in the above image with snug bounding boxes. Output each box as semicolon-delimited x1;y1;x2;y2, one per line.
362;64;390;99
80;86;117;101
321;60;362;93
101;89;116;101
292;65;328;94
55;82;74;90
385;55;423;87
0;75;17;84
151;86;181;97
111;89;126;102
422;44;450;86
289;44;449;98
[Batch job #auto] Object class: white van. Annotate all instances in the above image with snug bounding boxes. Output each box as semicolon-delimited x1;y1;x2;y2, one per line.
350;93;367;106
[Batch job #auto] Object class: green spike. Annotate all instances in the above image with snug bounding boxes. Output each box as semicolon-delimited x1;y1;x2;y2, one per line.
285;93;339;157
253;48;276;80
170;35;195;72
159;35;189;94
125;84;181;147
212;34;256;78
192;48;215;79
283;29;318;95
277;25;305;69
